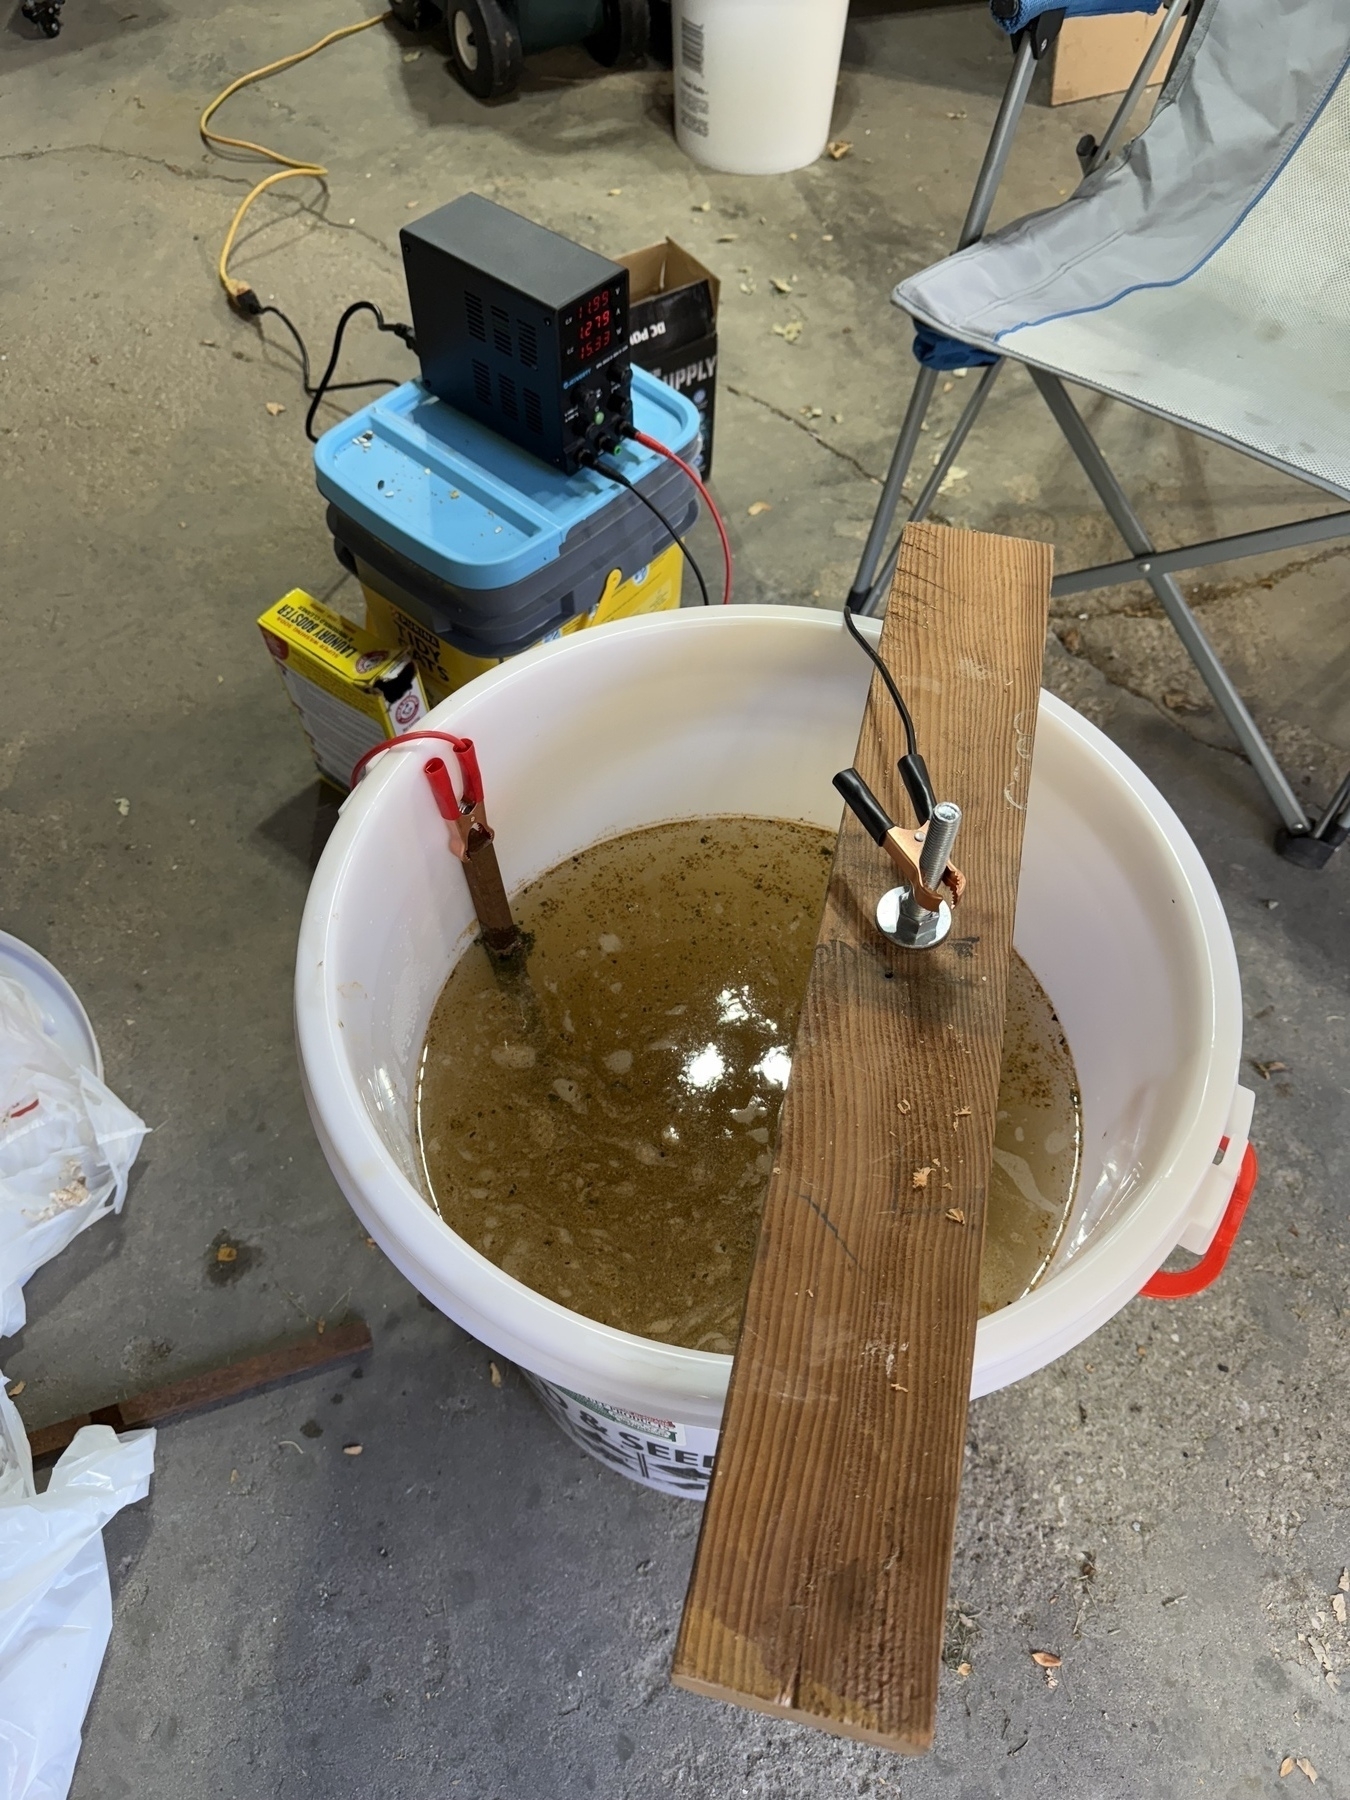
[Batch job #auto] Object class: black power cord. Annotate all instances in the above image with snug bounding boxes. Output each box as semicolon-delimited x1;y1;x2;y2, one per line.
596;458;711;607
240;295;417;441
256;306;394;399
302;301;416;443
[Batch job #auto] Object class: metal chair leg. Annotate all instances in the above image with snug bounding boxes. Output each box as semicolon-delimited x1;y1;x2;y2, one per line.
1082;0;1190;173
1321;768;1350;838
846;37;1038;615
907;361;1004;527
957;38;1038;250
1029;367;1313;837
854;360;1004;616
1276;768;1350;866
847;365;939;613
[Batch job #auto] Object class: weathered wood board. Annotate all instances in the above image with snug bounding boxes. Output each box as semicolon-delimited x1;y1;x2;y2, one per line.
672;521;1053;1753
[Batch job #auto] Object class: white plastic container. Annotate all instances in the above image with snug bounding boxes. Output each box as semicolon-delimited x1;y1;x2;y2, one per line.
0;931;103;1078
296;608;1250;1498
672;0;851;176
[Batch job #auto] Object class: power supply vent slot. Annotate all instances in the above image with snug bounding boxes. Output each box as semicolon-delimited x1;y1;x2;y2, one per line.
472;359;492;406
524;388;543;433
465;291;487;343
498;373;519;421
491;305;512;358
517;320;539;368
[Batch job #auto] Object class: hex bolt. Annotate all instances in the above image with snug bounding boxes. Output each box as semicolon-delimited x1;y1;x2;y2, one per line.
919;801;961;890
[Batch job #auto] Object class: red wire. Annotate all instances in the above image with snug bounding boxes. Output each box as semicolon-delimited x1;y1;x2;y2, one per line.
350;730;485;809
632;429;732;606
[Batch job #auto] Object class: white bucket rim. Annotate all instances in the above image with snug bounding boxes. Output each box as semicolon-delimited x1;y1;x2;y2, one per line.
296;605;1242;1404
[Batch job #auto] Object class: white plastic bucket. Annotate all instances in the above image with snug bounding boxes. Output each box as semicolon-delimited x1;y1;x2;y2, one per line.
296;608;1250;1498
672;0;850;175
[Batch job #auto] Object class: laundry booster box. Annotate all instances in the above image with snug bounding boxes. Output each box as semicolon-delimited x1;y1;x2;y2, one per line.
315;364;702;698
257;590;430;787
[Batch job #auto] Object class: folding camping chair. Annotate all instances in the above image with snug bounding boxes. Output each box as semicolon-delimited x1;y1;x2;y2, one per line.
849;0;1350;867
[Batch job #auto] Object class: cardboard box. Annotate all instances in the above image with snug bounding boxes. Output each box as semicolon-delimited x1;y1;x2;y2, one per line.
359;541;685;704
258;589;429;789
616;241;719;475
1051;12;1179;105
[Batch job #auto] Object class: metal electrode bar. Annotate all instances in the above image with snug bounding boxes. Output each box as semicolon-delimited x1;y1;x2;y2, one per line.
462;827;522;958
423;755;522;957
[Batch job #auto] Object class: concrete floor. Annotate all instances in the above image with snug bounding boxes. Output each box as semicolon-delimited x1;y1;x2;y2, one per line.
2;1;1349;1794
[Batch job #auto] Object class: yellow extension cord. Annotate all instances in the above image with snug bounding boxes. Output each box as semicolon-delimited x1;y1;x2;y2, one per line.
199;12;391;308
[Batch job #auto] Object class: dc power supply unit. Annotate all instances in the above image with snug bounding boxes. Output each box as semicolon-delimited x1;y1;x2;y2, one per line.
401;193;633;474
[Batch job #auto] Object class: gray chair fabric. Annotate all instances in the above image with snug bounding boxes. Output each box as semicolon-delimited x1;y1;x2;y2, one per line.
896;2;1350;497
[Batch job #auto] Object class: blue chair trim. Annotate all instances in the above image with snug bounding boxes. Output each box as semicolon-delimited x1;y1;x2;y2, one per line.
991;0;1161;32
912;326;1000;371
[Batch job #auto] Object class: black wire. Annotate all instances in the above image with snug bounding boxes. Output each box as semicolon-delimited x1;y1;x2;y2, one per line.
247;301;416;441
597;459;711;607
842;600;918;758
256;305;400;402
256;305;313;387
305;301;416;443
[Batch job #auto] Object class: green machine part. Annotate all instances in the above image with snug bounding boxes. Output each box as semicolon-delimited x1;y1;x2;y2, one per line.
511;0;605;52
399;0;647;99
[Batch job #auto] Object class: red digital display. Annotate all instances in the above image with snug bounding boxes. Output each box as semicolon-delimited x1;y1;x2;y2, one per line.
561;282;627;380
577;292;612;360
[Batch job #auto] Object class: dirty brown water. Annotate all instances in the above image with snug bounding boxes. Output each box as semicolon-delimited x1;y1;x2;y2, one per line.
417;817;1082;1351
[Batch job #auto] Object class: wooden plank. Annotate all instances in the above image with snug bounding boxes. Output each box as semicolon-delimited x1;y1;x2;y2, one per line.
672;522;1052;1754
1051;12;1175;106
22;1320;372;1464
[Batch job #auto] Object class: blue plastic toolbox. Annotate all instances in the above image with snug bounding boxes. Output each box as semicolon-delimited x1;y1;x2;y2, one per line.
315;366;700;658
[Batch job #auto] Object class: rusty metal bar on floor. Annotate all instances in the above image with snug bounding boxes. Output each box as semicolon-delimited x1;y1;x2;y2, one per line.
22;1320;372;1465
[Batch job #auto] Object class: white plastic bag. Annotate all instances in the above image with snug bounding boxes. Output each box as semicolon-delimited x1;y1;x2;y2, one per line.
0;1384;154;1800
0;978;147;1340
